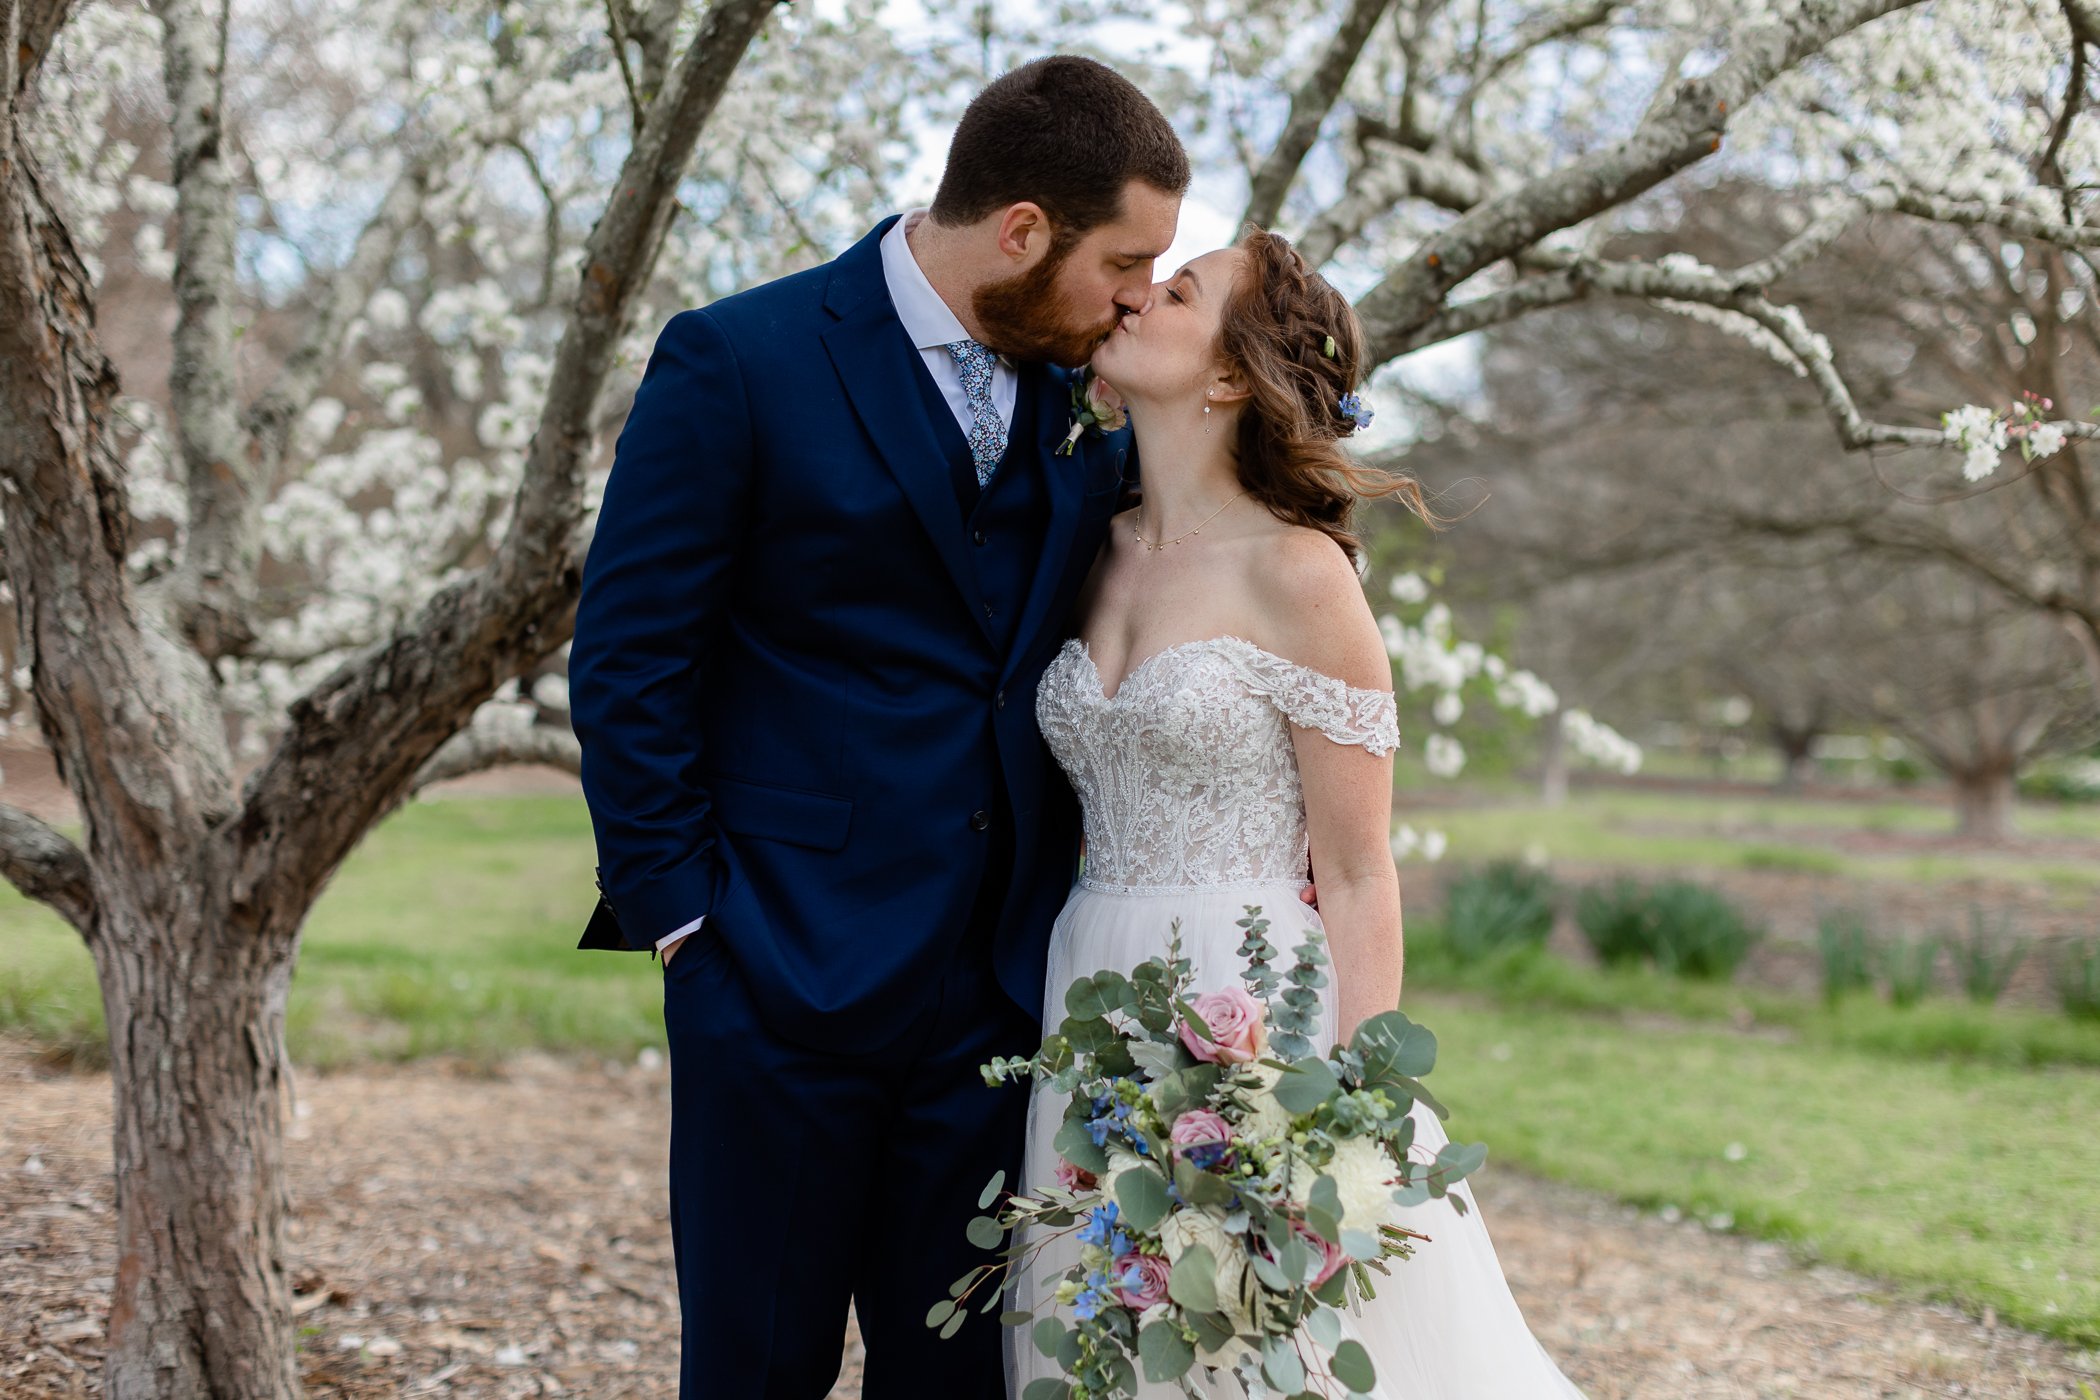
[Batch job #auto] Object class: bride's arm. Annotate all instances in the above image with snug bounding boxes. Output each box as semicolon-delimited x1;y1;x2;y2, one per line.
1258;533;1404;1045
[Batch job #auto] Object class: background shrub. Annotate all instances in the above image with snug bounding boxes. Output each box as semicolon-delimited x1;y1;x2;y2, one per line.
1440;859;1558;965
1817;906;1877;1004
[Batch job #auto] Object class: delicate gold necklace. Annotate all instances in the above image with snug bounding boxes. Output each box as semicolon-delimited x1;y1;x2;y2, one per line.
1134;490;1246;551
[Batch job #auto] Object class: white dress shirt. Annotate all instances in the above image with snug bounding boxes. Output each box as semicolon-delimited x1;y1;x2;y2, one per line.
655;208;1019;959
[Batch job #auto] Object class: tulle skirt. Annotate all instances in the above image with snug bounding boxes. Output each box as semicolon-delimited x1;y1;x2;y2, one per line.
1003;879;1588;1399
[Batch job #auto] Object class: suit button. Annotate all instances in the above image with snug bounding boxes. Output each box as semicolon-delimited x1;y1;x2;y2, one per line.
970;810;990;831
983;601;995;618
973;529;987;546
995;690;1007;710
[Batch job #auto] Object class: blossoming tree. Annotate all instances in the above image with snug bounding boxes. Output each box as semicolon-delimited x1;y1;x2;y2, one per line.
0;0;920;1392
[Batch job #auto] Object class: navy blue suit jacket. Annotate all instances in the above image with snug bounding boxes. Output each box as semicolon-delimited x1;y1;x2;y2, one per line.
568;214;1130;1051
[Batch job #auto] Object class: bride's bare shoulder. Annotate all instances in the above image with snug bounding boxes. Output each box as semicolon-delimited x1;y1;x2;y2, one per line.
1244;525;1387;690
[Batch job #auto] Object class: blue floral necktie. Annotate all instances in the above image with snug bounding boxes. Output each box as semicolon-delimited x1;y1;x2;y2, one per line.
943;338;1007;487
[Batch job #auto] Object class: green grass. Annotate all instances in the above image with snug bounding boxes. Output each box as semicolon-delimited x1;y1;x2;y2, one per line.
1406;788;2100;893
6;792;2096;1347
1412;992;2100;1345
1404;935;2100;1071
0;796;664;1068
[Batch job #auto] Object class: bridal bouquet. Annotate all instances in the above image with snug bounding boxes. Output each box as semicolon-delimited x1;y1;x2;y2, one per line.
930;908;1486;1399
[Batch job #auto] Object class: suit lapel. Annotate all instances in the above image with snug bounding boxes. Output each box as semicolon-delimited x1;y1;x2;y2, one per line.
1004;365;1088;680
820;221;987;631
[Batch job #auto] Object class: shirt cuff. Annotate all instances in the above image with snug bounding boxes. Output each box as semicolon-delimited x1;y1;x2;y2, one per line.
656;915;705;952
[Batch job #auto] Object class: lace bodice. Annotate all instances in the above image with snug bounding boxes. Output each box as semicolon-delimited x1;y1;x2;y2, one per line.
1036;635;1400;894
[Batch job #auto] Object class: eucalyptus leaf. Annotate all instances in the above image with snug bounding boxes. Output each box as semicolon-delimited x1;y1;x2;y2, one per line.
965;1215;1005;1250
1168;1245;1219;1313
1190;1309;1237;1355
1032;1317;1065;1359
939;1308;966;1340
1307;1175;1343;1243
1139;1321;1196;1382
998;1309;1034;1327
1272;1058;1342;1115
925;1299;957;1329
1304;1305;1341;1351
1115;1165;1172;1232
1274;1230;1314;1286
1261;1334;1307;1392
1353;1010;1437;1079
1435;1139;1488;1183
1022;1378;1066;1400
1053;1117;1109;1175
1331;1338;1376;1392
978;1170;1006;1209
1340;1228;1380;1261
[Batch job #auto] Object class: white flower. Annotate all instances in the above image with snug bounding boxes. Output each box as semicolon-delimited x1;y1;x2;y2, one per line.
2025;421;2066;460
1158;1208;1248;1348
1432;691;1463;726
1328;1136;1399;1230
1386;571;1428;604
1423;732;1466;778
1941;403;2007;480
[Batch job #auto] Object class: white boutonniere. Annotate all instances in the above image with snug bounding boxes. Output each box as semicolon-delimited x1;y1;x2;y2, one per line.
1056;367;1128;456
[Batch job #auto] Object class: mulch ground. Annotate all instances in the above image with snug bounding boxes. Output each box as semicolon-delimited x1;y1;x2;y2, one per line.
3;1039;2092;1399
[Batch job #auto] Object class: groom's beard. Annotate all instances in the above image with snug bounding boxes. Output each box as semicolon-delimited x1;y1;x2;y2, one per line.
972;238;1120;369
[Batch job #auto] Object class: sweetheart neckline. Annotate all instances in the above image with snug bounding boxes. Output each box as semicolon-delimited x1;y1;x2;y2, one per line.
1063;633;1296;704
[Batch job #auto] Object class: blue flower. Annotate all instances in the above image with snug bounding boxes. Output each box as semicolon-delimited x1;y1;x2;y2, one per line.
1108;1229;1130;1256
1086;1117;1113;1147
1076;1200;1121;1247
1338;391;1374;430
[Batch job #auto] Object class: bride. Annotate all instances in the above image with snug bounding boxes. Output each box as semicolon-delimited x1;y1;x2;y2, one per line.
1005;227;1588;1398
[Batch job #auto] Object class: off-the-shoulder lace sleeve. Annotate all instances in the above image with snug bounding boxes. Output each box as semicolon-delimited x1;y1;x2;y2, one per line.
1221;640;1401;756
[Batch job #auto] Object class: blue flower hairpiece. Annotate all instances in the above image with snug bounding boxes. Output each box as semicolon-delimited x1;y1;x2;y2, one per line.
1338;391;1373;432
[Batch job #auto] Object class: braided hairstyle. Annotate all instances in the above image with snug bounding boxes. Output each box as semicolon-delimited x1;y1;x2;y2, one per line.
1217;226;1450;563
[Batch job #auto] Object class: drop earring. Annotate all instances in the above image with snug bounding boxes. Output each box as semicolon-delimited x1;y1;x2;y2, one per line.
1203;389;1212;434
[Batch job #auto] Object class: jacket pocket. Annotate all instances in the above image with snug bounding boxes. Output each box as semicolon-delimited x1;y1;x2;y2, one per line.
708;774;854;851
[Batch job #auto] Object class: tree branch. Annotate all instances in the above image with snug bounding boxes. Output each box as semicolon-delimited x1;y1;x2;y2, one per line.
1355;0;1931;361
1242;0;1397;230
0;802;95;934
408;722;581;795
150;0;253;656
231;0;785;926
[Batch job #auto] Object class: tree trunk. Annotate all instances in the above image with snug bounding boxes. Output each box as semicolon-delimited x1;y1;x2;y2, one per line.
1537;705;1569;805
96;870;302;1400
1952;765;2017;843
1770;723;1818;792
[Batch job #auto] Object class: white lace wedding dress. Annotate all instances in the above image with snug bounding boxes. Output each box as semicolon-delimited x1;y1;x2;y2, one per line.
1005;634;1587;1398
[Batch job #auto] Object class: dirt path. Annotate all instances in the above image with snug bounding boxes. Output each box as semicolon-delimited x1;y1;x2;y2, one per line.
3;1042;2091;1399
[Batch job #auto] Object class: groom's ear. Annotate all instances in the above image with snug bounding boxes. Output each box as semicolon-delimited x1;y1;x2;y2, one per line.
994;201;1052;262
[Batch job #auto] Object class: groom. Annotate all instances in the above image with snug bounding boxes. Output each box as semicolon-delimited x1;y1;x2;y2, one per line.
567;56;1188;1399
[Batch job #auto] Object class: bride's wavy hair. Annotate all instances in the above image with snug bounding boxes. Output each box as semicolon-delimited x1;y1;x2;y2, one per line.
1216;227;1452;563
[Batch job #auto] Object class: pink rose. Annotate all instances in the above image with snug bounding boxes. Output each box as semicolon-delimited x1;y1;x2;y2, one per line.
1112;1251;1171;1310
1054;1158;1098;1192
1169;1108;1235;1168
1177;986;1269;1065
1085;375;1128;432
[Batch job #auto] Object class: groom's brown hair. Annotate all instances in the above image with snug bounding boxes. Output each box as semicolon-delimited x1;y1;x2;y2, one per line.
930;56;1189;240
